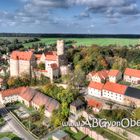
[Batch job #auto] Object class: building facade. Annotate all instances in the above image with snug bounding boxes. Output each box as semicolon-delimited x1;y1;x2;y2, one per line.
108;70;122;83
0;87;60;118
88;82;104;97
124;68;140;84
10;51;36;77
10;40;68;82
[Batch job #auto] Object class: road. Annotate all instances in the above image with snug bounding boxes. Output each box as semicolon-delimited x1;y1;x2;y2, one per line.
0;104;37;140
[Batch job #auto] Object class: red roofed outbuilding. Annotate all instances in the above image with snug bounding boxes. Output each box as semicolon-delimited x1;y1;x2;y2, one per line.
124;68;140;84
87;99;102;112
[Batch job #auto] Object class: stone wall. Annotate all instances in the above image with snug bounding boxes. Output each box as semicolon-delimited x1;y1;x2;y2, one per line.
108;127;140;140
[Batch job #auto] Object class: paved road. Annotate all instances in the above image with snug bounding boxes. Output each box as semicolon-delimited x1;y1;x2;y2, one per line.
0;105;37;140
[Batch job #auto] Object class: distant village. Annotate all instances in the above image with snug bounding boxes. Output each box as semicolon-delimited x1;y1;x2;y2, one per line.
0;39;140;140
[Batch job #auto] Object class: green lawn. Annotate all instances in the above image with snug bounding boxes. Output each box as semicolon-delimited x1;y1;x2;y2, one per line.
24;37;140;48
0;132;21;140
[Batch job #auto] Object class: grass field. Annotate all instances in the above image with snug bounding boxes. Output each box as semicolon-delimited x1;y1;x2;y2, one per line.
0;132;21;140
1;37;140;47
25;38;140;47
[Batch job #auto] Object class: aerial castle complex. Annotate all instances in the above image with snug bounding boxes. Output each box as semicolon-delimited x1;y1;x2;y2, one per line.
9;40;68;81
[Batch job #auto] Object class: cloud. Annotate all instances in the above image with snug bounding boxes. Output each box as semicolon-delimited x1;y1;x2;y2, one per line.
75;0;139;24
0;0;140;30
120;3;140;15
74;12;90;19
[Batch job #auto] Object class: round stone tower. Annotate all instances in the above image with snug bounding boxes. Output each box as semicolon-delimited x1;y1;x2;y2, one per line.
57;40;64;56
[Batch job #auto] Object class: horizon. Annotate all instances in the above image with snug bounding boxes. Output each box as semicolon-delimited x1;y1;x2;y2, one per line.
0;0;140;34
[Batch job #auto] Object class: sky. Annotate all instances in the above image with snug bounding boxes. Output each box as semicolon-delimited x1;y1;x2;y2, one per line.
0;0;140;34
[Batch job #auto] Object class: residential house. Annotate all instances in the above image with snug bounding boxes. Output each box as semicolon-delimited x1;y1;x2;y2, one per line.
18;87;36;107
108;70;122;83
0;87;25;104
102;82;127;103
124;68;140;84
0;86;60;118
31;92;60;117
69;98;86;123
87;70;109;83
87;99;102;113
88;82;104;97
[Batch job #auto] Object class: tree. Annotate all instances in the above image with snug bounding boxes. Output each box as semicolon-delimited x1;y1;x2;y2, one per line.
38;62;45;70
132;108;140;120
38;105;45;122
112;57;128;72
61;102;69;118
74;66;86;88
7;77;18;87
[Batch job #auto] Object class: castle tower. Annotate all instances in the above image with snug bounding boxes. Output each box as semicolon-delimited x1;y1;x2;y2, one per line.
56;40;64;56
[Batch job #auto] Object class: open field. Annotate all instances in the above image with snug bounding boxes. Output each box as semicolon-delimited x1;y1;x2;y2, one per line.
0;37;33;42
1;37;140;47
25;38;140;47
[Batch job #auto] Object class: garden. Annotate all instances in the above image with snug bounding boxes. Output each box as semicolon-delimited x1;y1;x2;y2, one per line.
63;127;94;140
0;132;21;140
6;101;53;138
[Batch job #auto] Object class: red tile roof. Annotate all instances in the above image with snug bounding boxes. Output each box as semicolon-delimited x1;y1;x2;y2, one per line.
88;82;104;90
31;92;60;113
50;63;58;69
88;71;96;76
19;87;36;102
103;82;127;95
46;51;58;61
0;87;27;98
90;70;109;80
108;70;120;76
87;99;102;108
124;68;140;78
35;54;42;60
10;51;33;61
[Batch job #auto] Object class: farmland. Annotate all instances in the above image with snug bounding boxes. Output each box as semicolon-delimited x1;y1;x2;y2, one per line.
1;37;140;47
24;38;140;47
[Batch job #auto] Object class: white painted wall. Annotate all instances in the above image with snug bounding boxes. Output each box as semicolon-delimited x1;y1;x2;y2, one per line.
102;89;124;103
88;87;102;97
124;75;140;84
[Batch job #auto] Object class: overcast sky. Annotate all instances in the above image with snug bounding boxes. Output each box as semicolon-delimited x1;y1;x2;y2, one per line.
0;0;140;34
